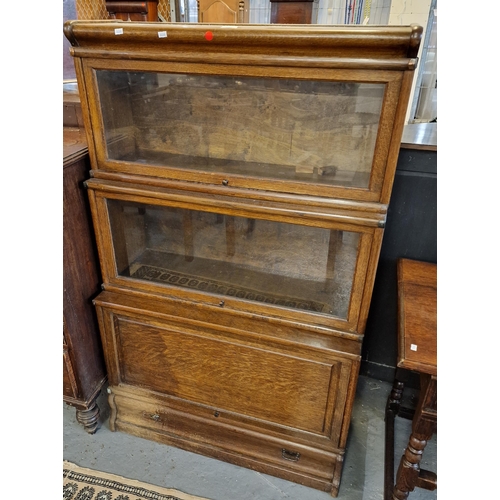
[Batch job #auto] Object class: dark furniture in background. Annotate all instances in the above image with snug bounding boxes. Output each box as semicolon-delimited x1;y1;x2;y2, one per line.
63;88;107;433
384;258;437;500
106;0;159;21
270;0;314;23
362;123;437;384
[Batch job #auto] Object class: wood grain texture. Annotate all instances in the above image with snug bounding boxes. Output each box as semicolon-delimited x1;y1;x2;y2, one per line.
115;316;337;433
65;23;423;495
95;298;355;495
63;127;107;431
94;292;359;442
64;21;422;71
397;259;437;375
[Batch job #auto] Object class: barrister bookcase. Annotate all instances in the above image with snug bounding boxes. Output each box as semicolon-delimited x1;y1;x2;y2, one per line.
64;21;422;496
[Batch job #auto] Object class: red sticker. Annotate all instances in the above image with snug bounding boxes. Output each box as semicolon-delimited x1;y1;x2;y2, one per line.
205;31;213;41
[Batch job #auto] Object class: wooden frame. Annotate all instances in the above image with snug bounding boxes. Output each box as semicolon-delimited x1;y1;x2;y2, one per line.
65;21;422;497
86;177;382;333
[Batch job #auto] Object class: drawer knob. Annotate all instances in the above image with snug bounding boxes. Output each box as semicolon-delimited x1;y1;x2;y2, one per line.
281;448;300;462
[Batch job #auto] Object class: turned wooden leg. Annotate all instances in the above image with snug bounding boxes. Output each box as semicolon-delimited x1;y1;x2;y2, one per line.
76;401;101;434
388;378;405;411
384;381;401;500
392;375;437;499
384;368;410;500
393;432;431;499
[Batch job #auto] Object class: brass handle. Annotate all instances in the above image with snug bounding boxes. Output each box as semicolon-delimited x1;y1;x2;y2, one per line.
281;448;300;462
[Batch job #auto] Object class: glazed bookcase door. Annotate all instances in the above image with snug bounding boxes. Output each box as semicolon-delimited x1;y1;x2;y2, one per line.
87;181;380;332
82;59;404;203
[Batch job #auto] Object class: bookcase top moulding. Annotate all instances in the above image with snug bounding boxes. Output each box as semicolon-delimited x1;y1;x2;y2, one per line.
63;21;423;71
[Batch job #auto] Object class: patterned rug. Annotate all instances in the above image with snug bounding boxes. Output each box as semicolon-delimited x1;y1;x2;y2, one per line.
63;461;210;500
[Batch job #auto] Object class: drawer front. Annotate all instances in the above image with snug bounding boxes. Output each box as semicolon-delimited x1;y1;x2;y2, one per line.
110;386;340;483
97;302;356;445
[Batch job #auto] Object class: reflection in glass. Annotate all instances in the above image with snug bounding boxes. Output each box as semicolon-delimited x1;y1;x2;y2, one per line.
108;200;360;319
97;71;385;189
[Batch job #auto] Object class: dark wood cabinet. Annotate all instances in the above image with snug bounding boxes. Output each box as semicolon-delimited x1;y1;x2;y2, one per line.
270;0;314;24
63;123;107;434
105;0;159;21
64;21;422;495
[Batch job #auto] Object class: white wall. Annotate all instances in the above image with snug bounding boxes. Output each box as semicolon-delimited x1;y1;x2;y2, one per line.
387;0;433;123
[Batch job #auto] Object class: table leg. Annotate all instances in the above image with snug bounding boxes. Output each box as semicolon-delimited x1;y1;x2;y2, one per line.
384;368;409;500
76;400;101;434
392;375;437;499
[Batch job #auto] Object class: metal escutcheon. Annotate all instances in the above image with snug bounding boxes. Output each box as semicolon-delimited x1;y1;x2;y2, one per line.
281;448;301;462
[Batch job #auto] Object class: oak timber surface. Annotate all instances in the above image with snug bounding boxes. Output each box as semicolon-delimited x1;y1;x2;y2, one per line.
63;127;88;165
397;259;437;376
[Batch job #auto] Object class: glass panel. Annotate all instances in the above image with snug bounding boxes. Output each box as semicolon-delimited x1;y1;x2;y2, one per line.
107;199;361;319
97;71;385;189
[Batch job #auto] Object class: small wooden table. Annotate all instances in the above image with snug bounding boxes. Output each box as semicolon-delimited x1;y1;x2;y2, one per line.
384;258;437;500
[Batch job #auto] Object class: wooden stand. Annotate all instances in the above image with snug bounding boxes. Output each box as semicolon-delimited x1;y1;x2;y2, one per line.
384;259;437;499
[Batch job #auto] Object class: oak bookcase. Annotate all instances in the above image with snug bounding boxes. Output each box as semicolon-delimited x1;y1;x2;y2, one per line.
64;21;422;496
